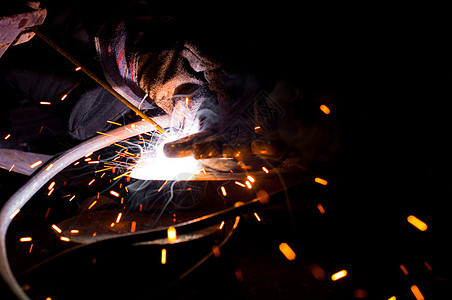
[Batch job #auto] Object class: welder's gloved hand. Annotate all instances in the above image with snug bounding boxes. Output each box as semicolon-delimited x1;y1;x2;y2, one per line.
164;80;341;168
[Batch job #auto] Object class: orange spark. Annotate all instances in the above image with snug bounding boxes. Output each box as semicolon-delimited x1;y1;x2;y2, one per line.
220;186;227;196
219;221;225;230
88;179;95;186
115;212;122;223
399;264;409;276
47;188;54;196
131;221;136;233
48;182;55;190
8;164;15;172
387;296;396;300
331;270;347;281
247;175;255;183
69;195;76;202
424;261;432;271
245;180;252;189
167;226;177;243
52;224;62;233
158;180;168;192
60;94;68;101
254;212;261;222
314;177;328;185
110;222;115;227
88;200;97;209
107;120;122;126
9;209;20;219
407;215;428;231
234;181;245;187
60;236;70;242
161;248;167;264
70;230;79;234
40;101;51;105
279;243;296;261
75;66;82;71
20;237;32;242
320;104;331;115
185;97;189;106
212;245;221;257
45;164;54;171
410;285;424;300
4;134;11;140
110;190;120;197
317;204;326;214
30;160;42;169
262;166;269;173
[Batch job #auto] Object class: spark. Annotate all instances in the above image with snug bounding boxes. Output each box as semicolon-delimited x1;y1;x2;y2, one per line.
399;264;409;276
131;221;136;232
220;186;227;196
8;164;15;172
45;164;54;171
110;190;120;197
107;120;122;126
60;94;68;101
161;248;167;264
320;104;331;114
87;201;97;210
253;212;261;222
20;237;32;242
48;182;55;190
30;160;42;169
113;171;131;181
167;226;177;243
387;297;396;300
29;244;33;253
245;180;252;189
96;131;115;137
88;179;95;186
52;224;62;234
407;215;428;231
74;161;80;166
60;236;70;242
410;285;424;300
70;230;79;234
314;177;328;185
85;152;93;157
219;221;225;230
234;181;245;187
69;195;76;202
185;97;189;106
262;166;269;173
115;212;122;223
279;243;296;261
110;222;115;227
47;188;54;196
88;160;99;164
40;101;51;105
331;270;347;281
247;175;255;183
254;125;261;130
9;209;20;219
424;261;432;271
317;204;326;214
212;245;221;257
84;157;92;162
4;134;11;140
75;66;82;71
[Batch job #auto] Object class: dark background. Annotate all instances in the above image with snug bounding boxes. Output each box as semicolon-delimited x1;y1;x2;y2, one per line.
1;1;450;299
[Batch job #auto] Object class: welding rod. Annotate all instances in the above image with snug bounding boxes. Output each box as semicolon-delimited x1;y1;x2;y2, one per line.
30;27;165;134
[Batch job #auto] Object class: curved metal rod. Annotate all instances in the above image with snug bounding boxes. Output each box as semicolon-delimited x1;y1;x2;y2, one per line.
0;117;169;300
